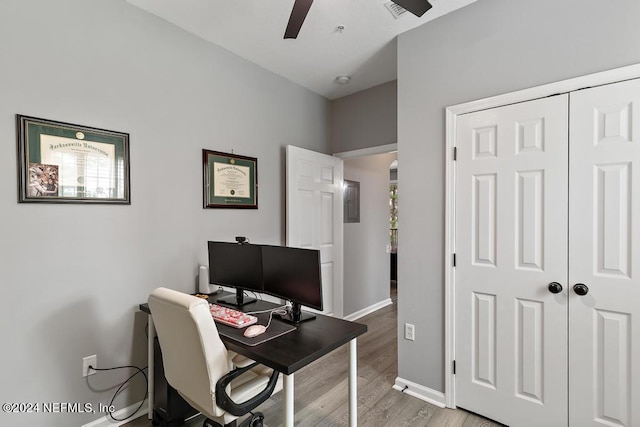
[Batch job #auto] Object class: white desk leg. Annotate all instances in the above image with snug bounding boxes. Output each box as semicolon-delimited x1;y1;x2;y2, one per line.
349;338;357;427
147;316;155;420
283;373;294;427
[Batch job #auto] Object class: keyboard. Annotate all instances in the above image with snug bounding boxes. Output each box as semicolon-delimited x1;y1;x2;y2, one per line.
209;304;258;328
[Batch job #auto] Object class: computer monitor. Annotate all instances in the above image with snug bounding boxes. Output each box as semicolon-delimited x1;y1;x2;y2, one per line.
261;244;323;323
208;241;263;306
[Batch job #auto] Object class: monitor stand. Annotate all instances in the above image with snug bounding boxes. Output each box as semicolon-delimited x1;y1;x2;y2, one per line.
274;302;316;324
216;289;256;307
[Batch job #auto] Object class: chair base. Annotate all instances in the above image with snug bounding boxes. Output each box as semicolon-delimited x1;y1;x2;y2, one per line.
203;412;264;427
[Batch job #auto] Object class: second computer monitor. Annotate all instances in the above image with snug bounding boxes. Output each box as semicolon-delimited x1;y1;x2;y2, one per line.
261;244;323;322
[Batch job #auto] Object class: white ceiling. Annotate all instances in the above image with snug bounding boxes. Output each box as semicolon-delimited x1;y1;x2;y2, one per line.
126;0;476;99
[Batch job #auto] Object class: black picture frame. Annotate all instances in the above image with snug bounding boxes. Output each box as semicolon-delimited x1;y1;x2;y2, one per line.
203;149;258;209
16;115;130;204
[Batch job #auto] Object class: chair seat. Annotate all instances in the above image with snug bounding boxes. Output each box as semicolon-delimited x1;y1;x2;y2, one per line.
230;369;270;402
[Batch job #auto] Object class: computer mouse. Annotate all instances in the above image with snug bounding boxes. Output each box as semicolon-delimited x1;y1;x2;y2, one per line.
243;325;267;338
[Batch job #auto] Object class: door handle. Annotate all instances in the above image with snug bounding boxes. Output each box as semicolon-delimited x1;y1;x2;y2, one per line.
548;282;563;294
573;283;589;296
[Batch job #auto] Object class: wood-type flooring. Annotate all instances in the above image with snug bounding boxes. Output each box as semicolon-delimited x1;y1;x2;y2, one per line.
125;287;502;427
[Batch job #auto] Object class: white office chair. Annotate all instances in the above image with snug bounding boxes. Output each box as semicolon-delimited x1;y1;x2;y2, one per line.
148;287;282;427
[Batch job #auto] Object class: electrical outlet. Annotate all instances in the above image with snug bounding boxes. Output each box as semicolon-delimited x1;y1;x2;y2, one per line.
82;355;97;377
404;323;415;341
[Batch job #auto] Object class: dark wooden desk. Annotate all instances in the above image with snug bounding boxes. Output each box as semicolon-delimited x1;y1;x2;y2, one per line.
140;294;367;427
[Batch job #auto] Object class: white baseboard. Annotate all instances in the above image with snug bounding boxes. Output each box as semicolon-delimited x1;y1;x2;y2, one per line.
81;400;148;427
343;298;392;321
393;377;446;408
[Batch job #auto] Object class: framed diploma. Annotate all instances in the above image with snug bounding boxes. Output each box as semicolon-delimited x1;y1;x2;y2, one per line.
203;149;258;209
16;115;130;204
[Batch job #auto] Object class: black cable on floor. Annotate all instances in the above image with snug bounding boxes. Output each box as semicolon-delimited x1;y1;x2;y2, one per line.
89;365;148;422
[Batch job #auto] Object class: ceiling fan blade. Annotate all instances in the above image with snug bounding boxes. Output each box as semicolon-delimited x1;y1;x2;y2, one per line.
391;0;432;17
284;0;314;39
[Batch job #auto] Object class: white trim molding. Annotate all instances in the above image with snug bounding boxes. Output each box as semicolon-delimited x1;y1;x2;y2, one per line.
444;62;640;410
333;143;397;159
444;107;457;408
81;400;148;427
343;298;393;321
393;377;446;408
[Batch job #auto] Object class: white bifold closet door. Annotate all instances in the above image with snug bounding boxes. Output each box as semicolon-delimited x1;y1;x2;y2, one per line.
455;95;570;427
455;77;640;427
568;78;640;427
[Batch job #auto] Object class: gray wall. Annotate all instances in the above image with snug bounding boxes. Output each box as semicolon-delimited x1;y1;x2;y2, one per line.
330;80;397;153
0;1;328;425
397;0;640;392
343;153;396;316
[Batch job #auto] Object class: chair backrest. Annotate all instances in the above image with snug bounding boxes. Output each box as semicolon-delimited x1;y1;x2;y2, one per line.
148;287;229;416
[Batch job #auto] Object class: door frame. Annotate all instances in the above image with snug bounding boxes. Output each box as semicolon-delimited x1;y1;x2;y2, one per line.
444;63;640;409
333;143;398;160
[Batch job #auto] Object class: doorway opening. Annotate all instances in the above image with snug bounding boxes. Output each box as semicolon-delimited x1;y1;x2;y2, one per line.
335;144;397;320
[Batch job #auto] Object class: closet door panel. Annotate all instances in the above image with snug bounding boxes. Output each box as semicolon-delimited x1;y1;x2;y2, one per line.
569;78;640;427
455;95;569;427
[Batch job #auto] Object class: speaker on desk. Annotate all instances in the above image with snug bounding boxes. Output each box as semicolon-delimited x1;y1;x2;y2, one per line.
198;265;210;294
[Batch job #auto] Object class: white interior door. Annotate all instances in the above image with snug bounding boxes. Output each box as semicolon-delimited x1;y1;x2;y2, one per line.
568;78;640;427
455;95;569;426
286;145;343;317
